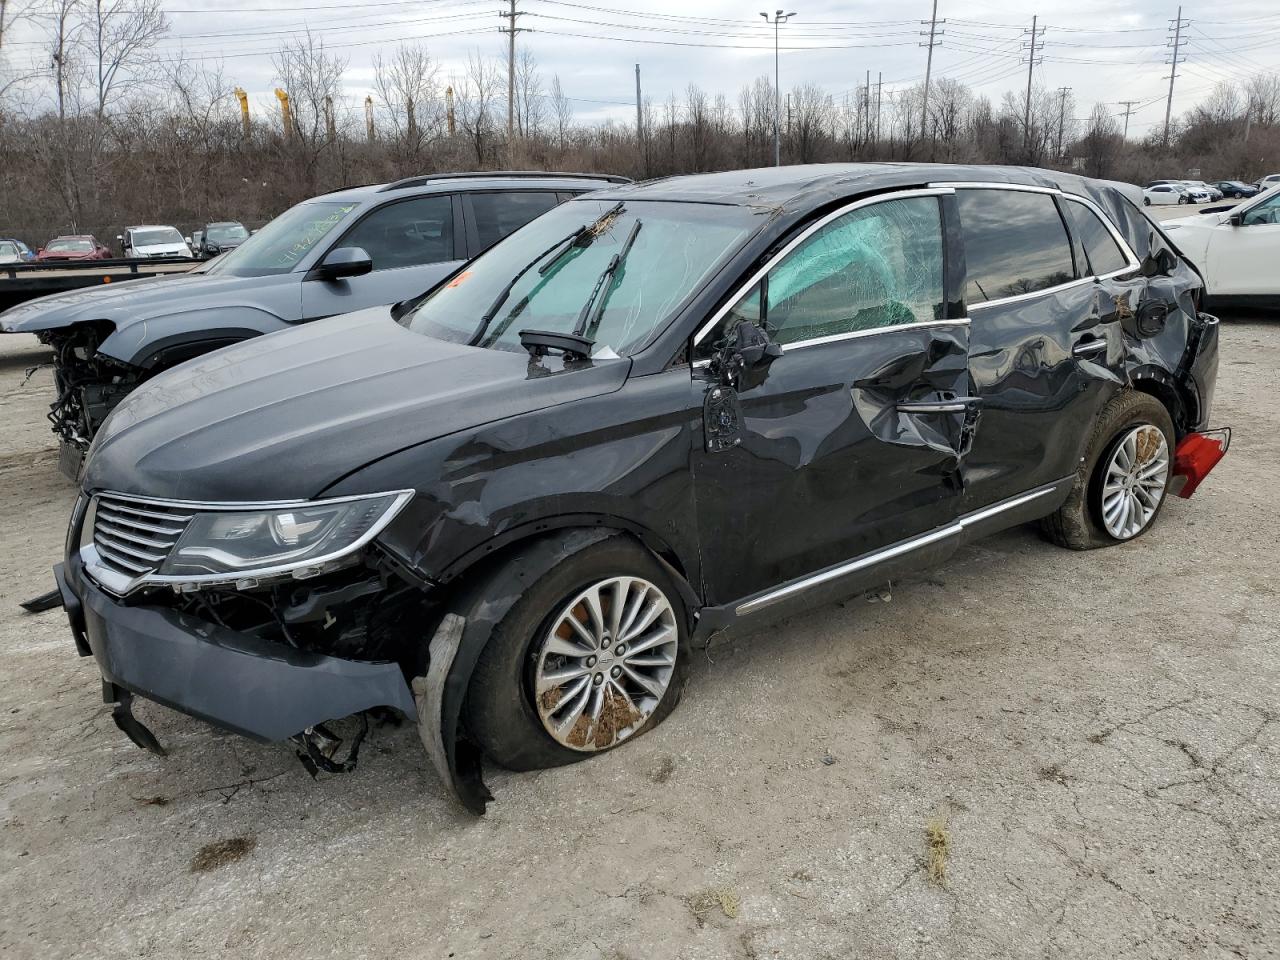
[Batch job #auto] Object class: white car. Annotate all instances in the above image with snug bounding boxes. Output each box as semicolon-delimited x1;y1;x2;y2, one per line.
118;225;193;259
1182;180;1224;202
1143;184;1192;206
1162;187;1280;310
1255;174;1280;191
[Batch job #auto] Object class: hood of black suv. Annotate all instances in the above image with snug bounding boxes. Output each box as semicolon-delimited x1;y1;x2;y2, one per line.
81;309;630;501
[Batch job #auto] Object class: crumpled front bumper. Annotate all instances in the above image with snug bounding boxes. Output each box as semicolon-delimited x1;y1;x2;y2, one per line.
57;553;416;743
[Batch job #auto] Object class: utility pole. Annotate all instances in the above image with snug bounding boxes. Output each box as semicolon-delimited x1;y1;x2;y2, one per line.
500;0;527;166
1021;15;1045;155
876;72;883;144
865;68;871;145
635;63;644;173
1163;5;1188;146
365;95;375;142
1115;99;1139;140
760;10;796;167
1055;86;1070;159
919;0;943;146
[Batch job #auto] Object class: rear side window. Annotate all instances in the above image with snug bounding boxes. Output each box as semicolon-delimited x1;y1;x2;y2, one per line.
471;191;559;252
1064;200;1130;276
957;189;1075;303
340;195;456;271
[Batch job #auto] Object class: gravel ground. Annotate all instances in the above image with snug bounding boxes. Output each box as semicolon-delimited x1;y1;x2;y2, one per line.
0;318;1277;960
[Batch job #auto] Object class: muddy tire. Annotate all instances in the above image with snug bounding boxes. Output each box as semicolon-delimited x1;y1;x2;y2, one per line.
1041;391;1175;550
463;536;689;772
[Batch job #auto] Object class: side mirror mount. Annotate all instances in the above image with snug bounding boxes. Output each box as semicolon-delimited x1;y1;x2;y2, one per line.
1227;211;1244;227
314;246;373;281
710;320;782;391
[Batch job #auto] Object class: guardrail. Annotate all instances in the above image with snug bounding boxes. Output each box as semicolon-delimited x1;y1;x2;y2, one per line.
1;256;199;279
0;257;201;312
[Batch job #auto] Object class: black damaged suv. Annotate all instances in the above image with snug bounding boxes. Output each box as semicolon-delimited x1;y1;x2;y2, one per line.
54;164;1225;813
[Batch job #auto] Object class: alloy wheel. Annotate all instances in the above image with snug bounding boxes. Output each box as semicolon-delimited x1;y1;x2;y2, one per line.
1101;425;1170;540
533;576;678;751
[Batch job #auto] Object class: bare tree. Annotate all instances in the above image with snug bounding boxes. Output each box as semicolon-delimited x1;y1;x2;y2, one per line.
549;73;571;151
514;48;544;140
1245;73;1280;128
1078;102;1122;178
373;42;440;161
452;51;501;165
272;31;348;194
86;0;167;118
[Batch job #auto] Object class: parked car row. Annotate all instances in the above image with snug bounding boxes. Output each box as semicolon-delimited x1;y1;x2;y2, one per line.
1143;175;1278;206
2;165;1232;815
1;220;254;263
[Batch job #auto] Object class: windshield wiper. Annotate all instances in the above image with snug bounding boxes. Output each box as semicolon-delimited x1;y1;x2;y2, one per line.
519;219;643;361
467;202;625;346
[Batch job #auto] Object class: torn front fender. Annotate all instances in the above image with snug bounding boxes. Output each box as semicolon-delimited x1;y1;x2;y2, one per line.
411;528;616;815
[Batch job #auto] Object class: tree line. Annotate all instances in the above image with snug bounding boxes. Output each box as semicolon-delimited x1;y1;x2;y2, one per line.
1;0;1278;249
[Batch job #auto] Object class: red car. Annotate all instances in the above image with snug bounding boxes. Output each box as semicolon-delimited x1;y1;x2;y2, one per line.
37;235;112;261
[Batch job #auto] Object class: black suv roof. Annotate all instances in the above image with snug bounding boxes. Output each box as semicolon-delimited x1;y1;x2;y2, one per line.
321;171;630;202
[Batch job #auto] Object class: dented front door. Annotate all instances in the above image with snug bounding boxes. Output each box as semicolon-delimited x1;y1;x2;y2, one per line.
688;190;977;606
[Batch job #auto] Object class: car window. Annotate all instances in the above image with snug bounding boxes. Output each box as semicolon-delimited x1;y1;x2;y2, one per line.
48;238;93;252
1241;191;1280;226
1064;200;1130;276
957;189;1076;302
206;200;360;277
131;228;183;246
407;199;760;357
337;195;456;271
470;191;559;252
0;242;16;257
693;196;944;361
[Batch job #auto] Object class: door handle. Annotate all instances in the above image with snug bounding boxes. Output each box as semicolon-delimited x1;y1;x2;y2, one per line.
896;397;981;414
1072;339;1108;358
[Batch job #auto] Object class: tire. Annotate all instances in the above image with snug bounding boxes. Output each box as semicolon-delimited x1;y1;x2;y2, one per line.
1178;195;1189;205
463;536;689;771
1143;196;1151;206
1041;391;1175;550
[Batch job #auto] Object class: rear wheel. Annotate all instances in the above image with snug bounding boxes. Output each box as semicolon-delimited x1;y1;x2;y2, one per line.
1041;392;1175;550
463;537;688;771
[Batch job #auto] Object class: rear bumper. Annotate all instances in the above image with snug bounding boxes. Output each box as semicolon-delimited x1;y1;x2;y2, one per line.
57;554;416;742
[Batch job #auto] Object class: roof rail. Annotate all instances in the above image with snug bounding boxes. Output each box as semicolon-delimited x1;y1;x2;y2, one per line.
377;171;632;192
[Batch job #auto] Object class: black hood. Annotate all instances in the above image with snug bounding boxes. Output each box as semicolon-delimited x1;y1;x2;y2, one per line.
82;309;630;502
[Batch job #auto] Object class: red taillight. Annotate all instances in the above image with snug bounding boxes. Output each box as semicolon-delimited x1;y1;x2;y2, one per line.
1171;428;1230;499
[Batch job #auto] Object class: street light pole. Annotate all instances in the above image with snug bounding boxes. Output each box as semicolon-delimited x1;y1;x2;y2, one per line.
761;9;795;167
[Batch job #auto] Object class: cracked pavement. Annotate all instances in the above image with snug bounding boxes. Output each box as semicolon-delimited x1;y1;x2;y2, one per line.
0;318;1277;959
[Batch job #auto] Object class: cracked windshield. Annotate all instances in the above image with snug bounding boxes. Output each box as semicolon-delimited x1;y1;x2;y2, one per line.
404;198;761;356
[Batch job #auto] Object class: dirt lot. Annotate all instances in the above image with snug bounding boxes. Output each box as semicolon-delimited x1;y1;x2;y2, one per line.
0;320;1277;960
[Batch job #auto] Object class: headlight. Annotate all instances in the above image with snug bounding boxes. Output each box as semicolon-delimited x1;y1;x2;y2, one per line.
157;491;412;579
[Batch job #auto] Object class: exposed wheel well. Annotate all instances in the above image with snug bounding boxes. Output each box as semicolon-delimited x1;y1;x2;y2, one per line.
1129;375;1191;437
432;520;700;620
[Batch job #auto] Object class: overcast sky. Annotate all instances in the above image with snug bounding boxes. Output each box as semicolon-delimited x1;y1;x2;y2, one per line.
6;0;1279;135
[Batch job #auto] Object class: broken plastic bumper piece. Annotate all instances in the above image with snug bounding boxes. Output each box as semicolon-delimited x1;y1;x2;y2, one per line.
1171;427;1230;499
55;554;416;749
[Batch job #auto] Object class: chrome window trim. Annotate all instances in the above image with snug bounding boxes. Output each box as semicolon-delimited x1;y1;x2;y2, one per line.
931;181;1143;312
691;187;957;350
80;488;415;596
734;481;1064;617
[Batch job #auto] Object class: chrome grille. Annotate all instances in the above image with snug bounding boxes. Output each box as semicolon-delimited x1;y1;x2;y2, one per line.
92;494;194;580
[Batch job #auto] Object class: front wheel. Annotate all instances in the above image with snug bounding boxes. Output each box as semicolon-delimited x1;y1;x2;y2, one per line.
1041;391;1174;550
1143;196;1151;206
1178;195;1189;204
463;537;688;771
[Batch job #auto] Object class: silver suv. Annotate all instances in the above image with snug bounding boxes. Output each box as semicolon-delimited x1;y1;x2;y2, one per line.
0;171;627;469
